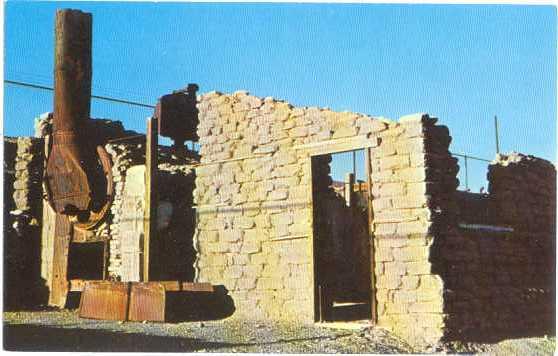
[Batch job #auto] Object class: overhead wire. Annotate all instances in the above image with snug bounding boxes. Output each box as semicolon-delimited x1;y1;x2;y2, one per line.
5;79;155;109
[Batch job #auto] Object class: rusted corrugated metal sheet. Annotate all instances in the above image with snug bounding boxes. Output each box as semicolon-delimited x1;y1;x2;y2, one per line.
78;281;129;321
128;282;165;322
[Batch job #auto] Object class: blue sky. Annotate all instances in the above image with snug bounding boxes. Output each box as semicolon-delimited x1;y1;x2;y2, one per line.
4;3;556;191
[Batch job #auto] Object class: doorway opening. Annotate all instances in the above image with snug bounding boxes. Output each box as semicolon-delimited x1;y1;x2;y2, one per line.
311;149;372;322
67;241;106;280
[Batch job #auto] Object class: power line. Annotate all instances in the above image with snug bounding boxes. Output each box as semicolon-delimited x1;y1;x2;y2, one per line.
5;79;155;109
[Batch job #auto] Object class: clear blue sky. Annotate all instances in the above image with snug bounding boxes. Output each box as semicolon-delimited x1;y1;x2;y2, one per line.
4;3;556;191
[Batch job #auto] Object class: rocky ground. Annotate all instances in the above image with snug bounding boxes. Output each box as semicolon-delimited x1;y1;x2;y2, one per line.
3;310;556;354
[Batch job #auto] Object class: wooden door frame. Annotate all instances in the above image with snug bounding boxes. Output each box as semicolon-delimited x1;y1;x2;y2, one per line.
308;147;377;324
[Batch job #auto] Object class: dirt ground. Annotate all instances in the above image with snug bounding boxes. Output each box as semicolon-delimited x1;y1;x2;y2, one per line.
3;310;556;354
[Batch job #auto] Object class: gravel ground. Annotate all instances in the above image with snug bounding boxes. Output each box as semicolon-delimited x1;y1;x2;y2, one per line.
3;310;555;354
3;310;414;353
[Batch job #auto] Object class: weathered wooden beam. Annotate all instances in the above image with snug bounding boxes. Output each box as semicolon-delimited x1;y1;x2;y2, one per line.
49;214;72;307
69;279;214;293
365;148;377;324
142;117;158;281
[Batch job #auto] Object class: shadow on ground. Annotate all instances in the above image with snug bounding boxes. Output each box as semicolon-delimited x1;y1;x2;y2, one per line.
3;324;341;352
3;324;231;352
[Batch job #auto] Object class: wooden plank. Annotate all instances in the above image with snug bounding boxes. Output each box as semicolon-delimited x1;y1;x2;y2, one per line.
48;213;72;307
295;135;380;156
78;281;129;321
128;282;165;322
69;279;87;292
365;148;377;324
159;281;214;292
143;117;158;281
70;279;215;293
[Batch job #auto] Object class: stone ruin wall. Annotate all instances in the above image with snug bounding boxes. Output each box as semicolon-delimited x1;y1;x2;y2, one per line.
3;93;555;348
4;135;45;308
430;145;556;341
106;142;198;282
193;91;448;346
6;114;198;299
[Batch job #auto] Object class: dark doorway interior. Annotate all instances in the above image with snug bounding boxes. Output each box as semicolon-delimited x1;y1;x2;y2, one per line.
312;150;372;322
67;242;105;280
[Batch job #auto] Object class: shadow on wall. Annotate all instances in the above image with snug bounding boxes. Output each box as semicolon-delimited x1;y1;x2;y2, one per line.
4;224;50;310
150;169;197;281
430;154;556;343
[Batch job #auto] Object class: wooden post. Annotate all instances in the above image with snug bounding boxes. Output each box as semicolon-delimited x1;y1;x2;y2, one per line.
365;148;376;324
142;117;158;281
344;172;355;207
49;214;72;307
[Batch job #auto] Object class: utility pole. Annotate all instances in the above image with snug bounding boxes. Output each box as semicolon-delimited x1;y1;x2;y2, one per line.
494;115;500;155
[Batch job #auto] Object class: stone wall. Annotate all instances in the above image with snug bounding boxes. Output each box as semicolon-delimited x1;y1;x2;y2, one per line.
193;91;447;346
34;114;198;287
428;127;556;342
106;141;198;281
369;114;450;346
4;136;46;309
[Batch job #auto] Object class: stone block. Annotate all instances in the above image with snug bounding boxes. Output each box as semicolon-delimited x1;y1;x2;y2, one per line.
376;247;394;262
234;216;255;229
374;222;397;235
290;126;309;138
254;215;271;229
392;246;429;262
391;195;427;209
221;229;243;242
236;277;257;290
198;230;219;242
395;137;425;155
268;189;289;201
378;182;406;197
380;155;410;171
372;197;392;211
223;265;244;279
271;212;294;227
397;220;429;235
397;167;426;182
406;261;432;275
384;302;409;315
402;275;420;290
384;261;406;276
418;275;442;291
408;300;443;313
241;241;261;254
332;126;358;139
393;290;418;304
257;277;283;290
378;275;402;289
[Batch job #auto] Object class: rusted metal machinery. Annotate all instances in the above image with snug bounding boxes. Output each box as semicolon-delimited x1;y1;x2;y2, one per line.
156;84;199;149
45;9;213;322
46;9;114;308
45;9;112;227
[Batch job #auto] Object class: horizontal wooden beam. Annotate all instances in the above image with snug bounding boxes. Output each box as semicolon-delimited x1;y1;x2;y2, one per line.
69;279;214;293
295;135;380;156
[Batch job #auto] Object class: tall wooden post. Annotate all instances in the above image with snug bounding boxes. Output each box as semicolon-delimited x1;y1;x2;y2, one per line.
365;148;376;324
142;117;158;281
